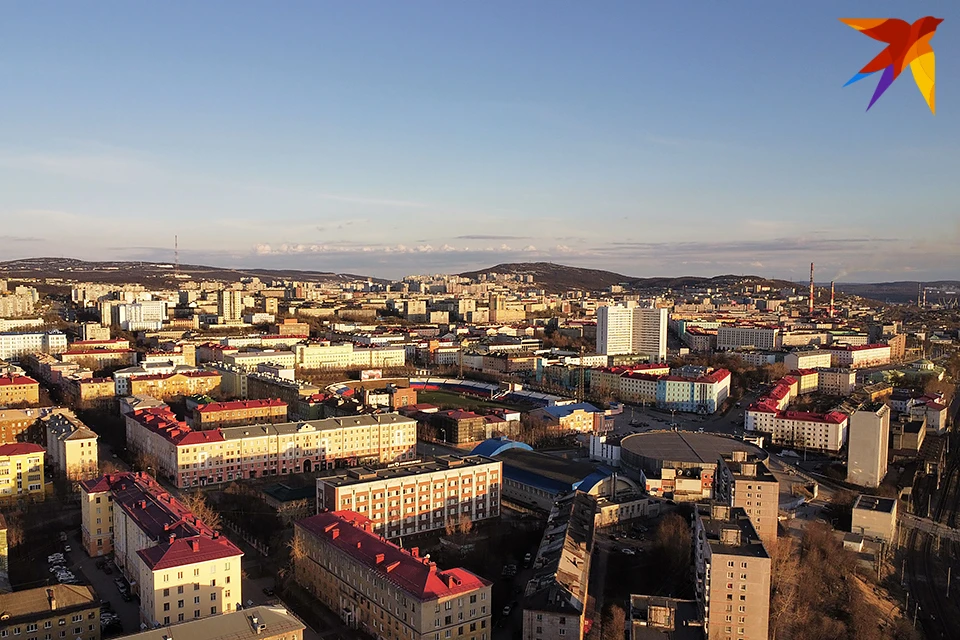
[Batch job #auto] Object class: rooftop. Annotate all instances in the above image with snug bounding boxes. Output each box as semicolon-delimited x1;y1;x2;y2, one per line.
853;495;896;514
695;503;768;558
138;533;242;570
195;399;287;413
0;443;45;456
117;605;304;640
620;431;764;467
0;373;38;386
0;585;98;623
296;511;490;601
629;595;704;640
523;492;596;615
318;455;500;488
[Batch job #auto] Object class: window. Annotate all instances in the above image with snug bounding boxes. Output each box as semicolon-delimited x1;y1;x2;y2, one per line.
178;600;184;609
163;588;169;597
163;603;170;612
210;593;217;601
178;586;184;594
211;607;217;615
163;617;169;625
194;597;200;604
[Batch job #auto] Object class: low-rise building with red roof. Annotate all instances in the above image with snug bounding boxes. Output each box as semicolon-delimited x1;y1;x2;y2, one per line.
189;398;288;430
79;472;243;627
294;510;491;640
0;372;40;406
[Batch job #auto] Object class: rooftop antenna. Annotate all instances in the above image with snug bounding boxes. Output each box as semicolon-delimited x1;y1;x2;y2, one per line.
808;262;815;315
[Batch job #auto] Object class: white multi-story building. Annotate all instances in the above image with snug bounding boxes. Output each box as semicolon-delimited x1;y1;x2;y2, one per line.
596;305;667;359
112;301;168;331
826;344;891;369
293;342;405;370
0;331;68;361
847;403;890;488
316;455;501;538
745;406;848;452
43;410;99;481
716;326;781;351
783;349;832;371
817;369;857;396
217;290;244;323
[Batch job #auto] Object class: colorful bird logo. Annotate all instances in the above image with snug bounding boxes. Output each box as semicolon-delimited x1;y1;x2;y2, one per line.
840;16;942;113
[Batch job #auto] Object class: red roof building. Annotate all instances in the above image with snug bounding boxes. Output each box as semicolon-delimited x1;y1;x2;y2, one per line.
294;510;491;639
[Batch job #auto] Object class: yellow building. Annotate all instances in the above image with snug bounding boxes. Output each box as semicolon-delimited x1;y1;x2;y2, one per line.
0;443;45;502
0;374;40;406
0;585;100;640
43;410;99;482
79;472;243;627
295;511;492;640
128;371;221;402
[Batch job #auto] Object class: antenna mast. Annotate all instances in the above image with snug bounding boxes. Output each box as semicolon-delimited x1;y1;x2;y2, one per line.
808;262;815;315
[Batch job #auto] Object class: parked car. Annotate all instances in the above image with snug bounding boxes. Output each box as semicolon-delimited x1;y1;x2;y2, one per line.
501;605;512;617
262;587;275;597
523;553;531;567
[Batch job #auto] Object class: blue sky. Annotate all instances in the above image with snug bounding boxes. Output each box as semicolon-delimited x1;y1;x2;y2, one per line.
1;1;958;281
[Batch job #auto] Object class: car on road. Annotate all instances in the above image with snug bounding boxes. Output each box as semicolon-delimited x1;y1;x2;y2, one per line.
523;553;531;567
501;605;512;617
262;587;275;597
621;548;636;555
697;428;705;433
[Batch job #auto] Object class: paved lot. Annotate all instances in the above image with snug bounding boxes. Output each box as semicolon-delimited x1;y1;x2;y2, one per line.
65;543;141;635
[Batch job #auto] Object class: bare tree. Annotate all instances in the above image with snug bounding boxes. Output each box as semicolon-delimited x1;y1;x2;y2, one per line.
769;537;800;640
601;604;626;640
182;491;221;531
651;513;692;597
457;514;473;536
445;517;457;537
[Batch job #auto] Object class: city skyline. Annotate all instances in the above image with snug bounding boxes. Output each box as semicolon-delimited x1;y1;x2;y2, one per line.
2;2;958;281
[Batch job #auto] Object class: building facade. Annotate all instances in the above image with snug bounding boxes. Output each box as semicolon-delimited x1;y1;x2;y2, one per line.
716;327;781;352
190;399;288;430
0;331;67;361
294;511;493;640
43;410;99;481
596;305;667;359
0;443;45;502
693;504;770;640
0;373;40;406
0;585;100;640
522;492;596;640
714;452;779;551
316;455;501;538
126;407;417;488
846;403;890;488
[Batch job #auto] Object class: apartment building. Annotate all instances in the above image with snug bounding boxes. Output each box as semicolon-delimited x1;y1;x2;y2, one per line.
825;344;891;369
693;504;770;640
62;376;116;409
222;350;297;371
744;406;848;452
0;373;40;406
657;369;731;414
817;369;857;396
217;290;244;323
79;472;243;626
0;292;35;317
0;443;45;502
783;349;832;371
0;585;100;640
596;305;667;359
0;331;67;361
119;605;305;640
111;301;168;331
274;318;310;337
189;399;287;429
127;371;222;401
850;495;897;543
846;403;891;488
522;492;596;640
59;348;138;369
293;342;406;370
245;371;320;410
0;408;39;444
714;452;779;551
316;455;501;538
716;326;781;352
294;510;493;640
126;407;417;488
42;410;99;481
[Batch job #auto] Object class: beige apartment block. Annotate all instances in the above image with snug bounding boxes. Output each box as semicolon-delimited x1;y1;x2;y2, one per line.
43;410;99;481
317;455;501;538
295;511;492;640
693;504;771;640
714;452;779;551
79;472;243;627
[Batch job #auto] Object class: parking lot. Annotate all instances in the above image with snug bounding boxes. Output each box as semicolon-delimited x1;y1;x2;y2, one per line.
64;542;141;636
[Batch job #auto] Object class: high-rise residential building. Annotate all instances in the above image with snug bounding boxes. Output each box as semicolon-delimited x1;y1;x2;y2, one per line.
316;455;501;538
111;301;168;331
716;326;781;351
0;331;68;361
693;504;770;640
596;305;667;360
218;290;244;323
846;403;891;488
294;510;492;640
522;492;597;640
80;472;243;626
714;452;779;551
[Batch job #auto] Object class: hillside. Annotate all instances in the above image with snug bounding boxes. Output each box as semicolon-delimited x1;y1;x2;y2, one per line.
0;257;380;286
837;281;960;304
459;262;793;293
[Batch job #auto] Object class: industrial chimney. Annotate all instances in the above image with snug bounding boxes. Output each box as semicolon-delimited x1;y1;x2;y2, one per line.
829;281;835;318
808;263;815;315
